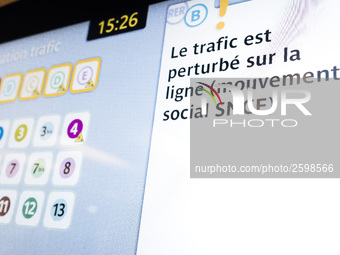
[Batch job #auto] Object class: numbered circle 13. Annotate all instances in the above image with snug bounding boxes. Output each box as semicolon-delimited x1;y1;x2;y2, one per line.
51;199;67;221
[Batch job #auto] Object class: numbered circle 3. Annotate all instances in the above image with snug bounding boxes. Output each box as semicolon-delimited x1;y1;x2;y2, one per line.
15;124;28;142
40;121;54;140
9;118;34;148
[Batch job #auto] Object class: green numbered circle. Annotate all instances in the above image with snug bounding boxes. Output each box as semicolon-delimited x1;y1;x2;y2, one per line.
22;197;37;219
31;159;46;178
15;124;28;142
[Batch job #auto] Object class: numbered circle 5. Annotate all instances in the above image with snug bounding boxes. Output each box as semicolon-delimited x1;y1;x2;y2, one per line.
67;119;83;139
31;158;46;178
0;196;11;216
22;197;37;219
15;124;28;142
59;157;75;178
40;121;54;140
51;199;67;221
6;159;19;178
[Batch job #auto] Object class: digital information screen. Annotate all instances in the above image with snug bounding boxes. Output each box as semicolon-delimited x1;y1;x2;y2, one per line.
1;0;340;254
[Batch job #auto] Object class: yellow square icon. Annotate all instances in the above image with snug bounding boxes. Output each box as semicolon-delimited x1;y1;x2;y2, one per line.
19;68;46;100
70;57;101;93
44;63;72;97
0;73;22;103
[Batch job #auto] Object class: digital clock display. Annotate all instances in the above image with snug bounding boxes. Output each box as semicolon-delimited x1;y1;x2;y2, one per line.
87;7;148;41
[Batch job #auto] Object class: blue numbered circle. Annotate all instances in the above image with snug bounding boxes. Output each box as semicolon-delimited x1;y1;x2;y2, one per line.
40;121;54;140
184;4;208;27
51;199;67;221
0;127;3;140
3;80;16;97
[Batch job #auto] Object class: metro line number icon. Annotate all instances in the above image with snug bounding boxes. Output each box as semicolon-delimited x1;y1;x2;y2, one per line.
184;4;208;27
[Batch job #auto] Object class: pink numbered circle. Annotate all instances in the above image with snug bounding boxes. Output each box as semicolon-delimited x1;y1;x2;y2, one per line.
6;159;19;178
59;157;76;178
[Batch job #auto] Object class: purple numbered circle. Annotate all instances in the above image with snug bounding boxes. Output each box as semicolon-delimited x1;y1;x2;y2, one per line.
6;159;19;178
59;157;76;178
67;119;83;139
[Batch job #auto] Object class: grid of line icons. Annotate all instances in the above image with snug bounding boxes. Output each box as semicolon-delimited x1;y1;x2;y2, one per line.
0;57;101;103
0;112;89;229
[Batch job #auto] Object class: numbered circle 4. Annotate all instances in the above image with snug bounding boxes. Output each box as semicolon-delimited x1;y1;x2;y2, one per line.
51;199;67;221
67;119;83;139
0;196;11;216
22;197;37;219
31;158;46;178
6;159;19;178
15;124;28;142
40;121;54;140
59;157;76;178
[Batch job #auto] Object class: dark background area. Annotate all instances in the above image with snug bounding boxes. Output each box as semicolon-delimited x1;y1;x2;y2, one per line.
0;0;166;44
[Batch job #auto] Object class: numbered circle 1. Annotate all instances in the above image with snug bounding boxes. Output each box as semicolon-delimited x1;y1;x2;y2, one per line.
40;121;54;140
0;126;4;140
67;119;83;139
15;124;28;142
31;158;46;178
22;197;37;219
0;196;11;216
59;157;76;178
6;159;19;178
51;199;67;221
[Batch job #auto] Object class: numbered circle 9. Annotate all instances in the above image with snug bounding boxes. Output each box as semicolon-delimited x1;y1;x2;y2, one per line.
53;151;82;186
0;153;26;185
0;120;10;149
8;118;34;148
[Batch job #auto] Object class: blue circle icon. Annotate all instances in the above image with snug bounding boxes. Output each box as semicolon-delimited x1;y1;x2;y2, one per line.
0;127;3;140
184;4;208;27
